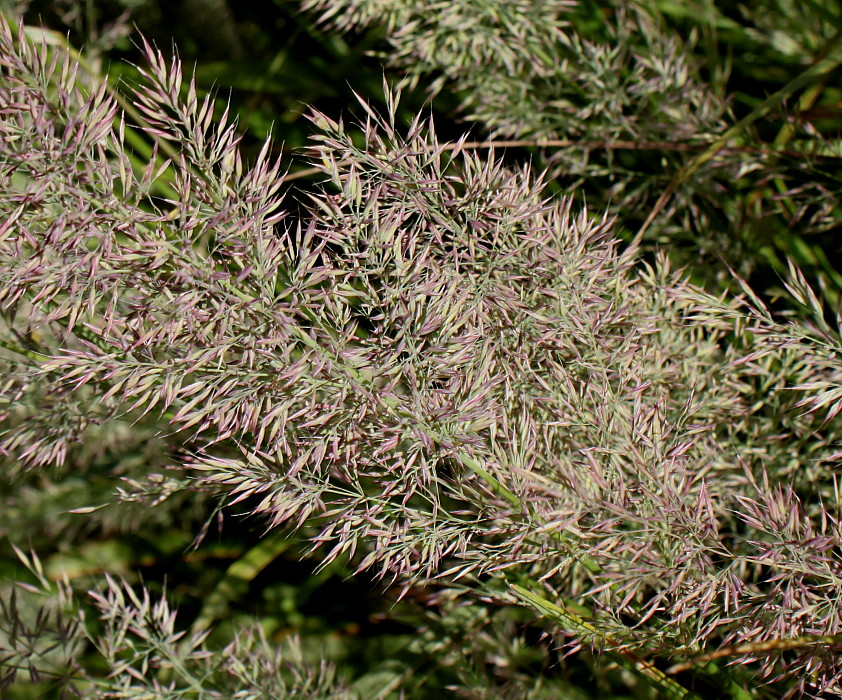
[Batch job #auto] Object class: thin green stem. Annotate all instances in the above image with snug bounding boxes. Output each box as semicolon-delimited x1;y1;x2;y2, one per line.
625;26;842;258
512;584;703;700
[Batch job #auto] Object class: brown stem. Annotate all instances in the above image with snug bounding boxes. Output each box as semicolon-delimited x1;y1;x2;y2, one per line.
283;137;826;183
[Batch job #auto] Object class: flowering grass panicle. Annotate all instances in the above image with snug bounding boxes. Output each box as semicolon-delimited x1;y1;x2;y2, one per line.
300;0;842;296
2;8;842;698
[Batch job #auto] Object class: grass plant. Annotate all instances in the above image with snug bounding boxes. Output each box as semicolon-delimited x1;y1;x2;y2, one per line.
1;1;842;697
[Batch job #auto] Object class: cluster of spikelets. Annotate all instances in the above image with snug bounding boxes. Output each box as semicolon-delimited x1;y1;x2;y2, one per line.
2;7;842;698
301;0;842;288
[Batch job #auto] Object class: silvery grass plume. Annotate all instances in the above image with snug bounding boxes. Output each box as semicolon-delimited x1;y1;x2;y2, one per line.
2;12;842;698
0;548;354;698
300;0;727;143
298;0;731;241
299;0;842;289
